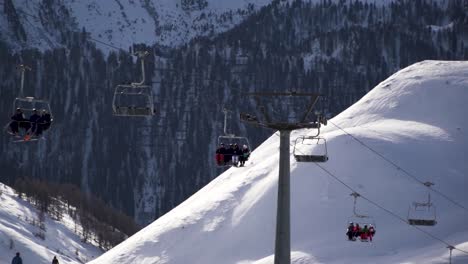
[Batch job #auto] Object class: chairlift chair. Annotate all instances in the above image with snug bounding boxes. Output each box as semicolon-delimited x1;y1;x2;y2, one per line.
112;84;154;116
215;108;251;168
407;191;437;226
5;97;54;142
14;97;52;115
293;136;328;162
216;134;251;168
112;51;155;117
347;215;376;243
346;192;376;242
230;51;249;75
5;65;54;142
347;215;376;229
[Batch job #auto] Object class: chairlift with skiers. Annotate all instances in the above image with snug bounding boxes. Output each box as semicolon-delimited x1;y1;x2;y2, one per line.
4;65;53;142
346;192;376;242
112;51;155;117
215;108;251;168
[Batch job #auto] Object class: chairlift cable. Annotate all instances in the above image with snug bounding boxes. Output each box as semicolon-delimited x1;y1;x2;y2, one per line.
271;132;468;255
314;161;468;255
328;120;468;214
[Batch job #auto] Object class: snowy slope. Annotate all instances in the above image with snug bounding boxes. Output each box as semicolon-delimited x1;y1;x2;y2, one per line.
0;183;102;264
90;60;468;264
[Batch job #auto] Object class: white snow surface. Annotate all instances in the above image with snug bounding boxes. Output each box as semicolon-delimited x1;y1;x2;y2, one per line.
0;183;102;264
90;60;468;264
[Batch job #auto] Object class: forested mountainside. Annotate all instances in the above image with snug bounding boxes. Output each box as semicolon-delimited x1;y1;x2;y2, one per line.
0;0;272;50
0;0;466;225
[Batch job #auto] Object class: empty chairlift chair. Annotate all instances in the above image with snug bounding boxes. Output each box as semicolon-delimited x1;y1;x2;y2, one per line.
293;136;328;162
112;51;155;117
112;84;154;116
407;186;437;226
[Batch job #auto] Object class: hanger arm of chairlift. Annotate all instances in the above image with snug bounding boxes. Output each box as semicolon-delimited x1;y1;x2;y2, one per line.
131;51;149;86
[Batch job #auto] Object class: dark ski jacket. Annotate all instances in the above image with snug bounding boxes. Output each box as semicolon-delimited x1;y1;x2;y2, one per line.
216;147;226;155
232;147;242;156
226;147;234;155
11;113;25;121
52;257;59;264
12;256;22;264
38;113;52;130
29;113;40;123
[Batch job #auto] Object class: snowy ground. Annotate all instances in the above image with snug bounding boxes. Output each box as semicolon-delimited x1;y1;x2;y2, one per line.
0;183;102;264
90;60;468;264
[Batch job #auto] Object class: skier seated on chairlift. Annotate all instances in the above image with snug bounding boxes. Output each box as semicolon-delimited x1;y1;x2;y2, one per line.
346;222;363;241
353;223;361;239
360;225;369;240
346;222;355;241
239;144;250;167
224;144;233;165
216;143;227;165
29;109;41;136
9;108;31;135
368;224;375;241
9;108;25;135
36;109;51;136
232;143;242;167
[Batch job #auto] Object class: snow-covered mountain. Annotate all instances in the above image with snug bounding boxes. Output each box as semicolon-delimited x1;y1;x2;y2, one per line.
0;183;102;264
90;60;468;264
1;0;276;51
1;0;465;229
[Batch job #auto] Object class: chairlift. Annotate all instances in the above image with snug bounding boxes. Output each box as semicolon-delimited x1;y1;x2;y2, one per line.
293;136;328;162
112;51;155;117
230;47;249;75
346;192;376;242
215;108;251;168
408;182;437;226
235;53;249;66
5;65;53;142
293;114;328;162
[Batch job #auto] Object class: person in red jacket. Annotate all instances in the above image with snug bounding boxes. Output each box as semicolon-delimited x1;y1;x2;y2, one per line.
360;225;369;241
215;143;226;166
